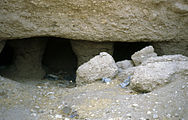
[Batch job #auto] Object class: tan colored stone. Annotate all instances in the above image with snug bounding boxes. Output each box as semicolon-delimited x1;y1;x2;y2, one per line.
71;40;113;66
131;55;188;92
131;46;157;66
76;52;118;85
0;0;187;42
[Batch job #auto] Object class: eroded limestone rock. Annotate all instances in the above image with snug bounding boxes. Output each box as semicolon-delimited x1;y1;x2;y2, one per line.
131;46;157;66
0;0;187;42
76;52;118;85
116;54;188;93
6;38;47;79
131;55;188;92
71;40;113;66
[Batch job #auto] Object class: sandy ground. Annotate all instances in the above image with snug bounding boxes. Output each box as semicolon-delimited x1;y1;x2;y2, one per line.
0;76;187;120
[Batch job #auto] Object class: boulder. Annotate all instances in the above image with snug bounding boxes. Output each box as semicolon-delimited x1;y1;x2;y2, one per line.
130;55;188;92
76;52;118;85
116;60;134;72
0;1;188;42
131;46;157;66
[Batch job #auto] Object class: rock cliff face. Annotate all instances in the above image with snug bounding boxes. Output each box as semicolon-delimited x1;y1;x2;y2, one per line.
0;0;188;42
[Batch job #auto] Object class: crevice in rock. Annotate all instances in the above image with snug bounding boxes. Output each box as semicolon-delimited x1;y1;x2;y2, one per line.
113;42;150;62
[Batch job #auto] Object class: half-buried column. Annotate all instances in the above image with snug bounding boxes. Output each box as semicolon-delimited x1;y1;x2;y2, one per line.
8;38;47;79
71;40;114;66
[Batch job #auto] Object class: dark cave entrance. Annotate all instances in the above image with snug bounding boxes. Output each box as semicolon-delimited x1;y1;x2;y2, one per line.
0;38;78;83
42;38;77;82
113;42;150;62
0;37;151;84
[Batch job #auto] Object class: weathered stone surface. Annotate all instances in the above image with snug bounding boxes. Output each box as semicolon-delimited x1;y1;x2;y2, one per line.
152;41;188;57
71;40;113;66
131;46;157;66
76;52;118;85
141;54;188;65
116;60;134;73
115;67;135;81
130;55;188;92
2;38;47;79
0;0;188;42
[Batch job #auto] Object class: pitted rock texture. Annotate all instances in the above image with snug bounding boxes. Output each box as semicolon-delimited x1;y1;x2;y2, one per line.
71;40;113;66
117;55;188;93
131;46;157;66
76;52;118;85
0;0;188;42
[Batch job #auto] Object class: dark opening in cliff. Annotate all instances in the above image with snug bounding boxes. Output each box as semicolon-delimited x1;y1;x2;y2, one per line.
0;38;151;85
42;38;77;82
113;42;150;62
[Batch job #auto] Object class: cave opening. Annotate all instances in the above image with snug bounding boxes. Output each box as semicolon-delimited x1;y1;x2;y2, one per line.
113;42;150;62
0;37;151;85
0;38;78;85
42;38;77;82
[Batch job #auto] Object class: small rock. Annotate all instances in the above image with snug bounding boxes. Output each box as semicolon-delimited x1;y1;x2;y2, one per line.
116;60;134;72
139;118;146;120
182;85;185;89
147;111;151;114
47;92;55;95
175;113;179;117
35;106;40;108
55;114;62;119
62;106;72;115
153;114;159;119
120;76;131;88
102;77;111;83
126;113;131;117
167;114;171;118
31;113;37;117
64;118;70;120
132;104;139;107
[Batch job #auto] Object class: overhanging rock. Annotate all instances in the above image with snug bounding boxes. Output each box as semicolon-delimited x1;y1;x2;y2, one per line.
0;0;188;42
